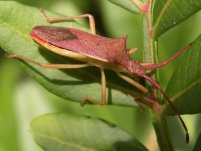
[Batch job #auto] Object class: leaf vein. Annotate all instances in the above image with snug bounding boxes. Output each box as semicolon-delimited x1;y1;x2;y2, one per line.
152;0;172;36
32;131;95;151
172;77;201;102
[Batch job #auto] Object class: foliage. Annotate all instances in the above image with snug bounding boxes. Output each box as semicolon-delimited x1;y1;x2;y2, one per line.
0;0;201;151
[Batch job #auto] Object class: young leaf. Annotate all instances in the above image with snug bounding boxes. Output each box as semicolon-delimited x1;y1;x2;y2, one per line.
152;0;201;38
0;1;141;106
30;113;148;151
163;34;201;115
107;0;140;13
193;133;201;151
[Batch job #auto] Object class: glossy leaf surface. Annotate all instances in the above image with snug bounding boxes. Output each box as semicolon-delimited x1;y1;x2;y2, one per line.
152;0;201;38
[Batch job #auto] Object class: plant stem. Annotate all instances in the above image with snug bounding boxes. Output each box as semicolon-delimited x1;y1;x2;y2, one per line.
151;40;174;151
153;40;162;103
143;15;153;63
150;40;175;150
143;1;174;150
153;115;174;151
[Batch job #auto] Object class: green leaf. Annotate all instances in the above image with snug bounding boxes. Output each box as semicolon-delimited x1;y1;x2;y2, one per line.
193;133;201;151
152;0;201;38
30;113;148;151
163;34;201;115
0;1;141;106
0;61;21;151
106;0;140;13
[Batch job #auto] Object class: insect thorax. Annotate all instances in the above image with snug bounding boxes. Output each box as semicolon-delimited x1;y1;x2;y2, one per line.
127;60;145;76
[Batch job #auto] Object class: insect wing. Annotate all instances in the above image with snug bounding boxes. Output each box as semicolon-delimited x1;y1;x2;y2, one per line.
31;26;128;63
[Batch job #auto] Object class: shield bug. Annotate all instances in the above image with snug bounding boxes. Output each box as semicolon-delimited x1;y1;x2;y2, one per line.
6;8;190;143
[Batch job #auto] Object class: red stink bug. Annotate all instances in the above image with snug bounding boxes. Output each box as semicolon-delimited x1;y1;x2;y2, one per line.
6;8;190;143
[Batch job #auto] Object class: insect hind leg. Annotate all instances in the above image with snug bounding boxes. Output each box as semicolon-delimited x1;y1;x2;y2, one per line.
117;73;148;93
39;8;96;34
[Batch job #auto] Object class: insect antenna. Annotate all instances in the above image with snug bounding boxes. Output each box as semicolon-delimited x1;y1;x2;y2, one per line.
142;75;189;143
144;45;190;70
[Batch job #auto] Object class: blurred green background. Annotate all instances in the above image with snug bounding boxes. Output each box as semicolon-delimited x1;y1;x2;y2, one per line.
0;0;201;151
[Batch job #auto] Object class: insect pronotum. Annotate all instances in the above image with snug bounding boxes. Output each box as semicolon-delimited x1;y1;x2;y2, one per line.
6;8;190;143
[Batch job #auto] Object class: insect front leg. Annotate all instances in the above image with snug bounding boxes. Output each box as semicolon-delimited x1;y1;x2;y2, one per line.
39;8;96;34
6;54;90;69
81;68;107;106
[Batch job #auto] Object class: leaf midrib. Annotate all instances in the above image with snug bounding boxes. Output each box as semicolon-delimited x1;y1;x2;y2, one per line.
0;20;33;45
31;131;96;151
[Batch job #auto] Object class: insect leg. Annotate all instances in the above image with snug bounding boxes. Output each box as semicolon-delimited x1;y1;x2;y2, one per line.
141;63;153;66
39;8;96;34
127;48;138;55
117;73;148;93
142;74;189;143
143;45;190;70
86;68;107;105
81;68;107;106
6;54;90;69
100;68;107;105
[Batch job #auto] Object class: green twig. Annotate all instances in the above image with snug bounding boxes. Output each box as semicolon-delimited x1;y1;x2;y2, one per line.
153;116;174;151
142;1;174;150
